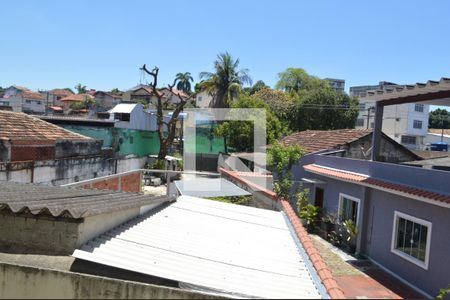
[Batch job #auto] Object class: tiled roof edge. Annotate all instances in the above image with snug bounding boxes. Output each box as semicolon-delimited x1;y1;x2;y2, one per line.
218;167;346;299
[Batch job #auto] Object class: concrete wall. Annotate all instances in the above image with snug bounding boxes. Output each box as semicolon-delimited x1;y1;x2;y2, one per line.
0;155;148;186
0;262;222;299
0;206;148;255
365;189;449;297
55;140;102;158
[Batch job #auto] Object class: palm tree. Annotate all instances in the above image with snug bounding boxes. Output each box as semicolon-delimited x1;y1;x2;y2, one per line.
74;83;87;94
175;72;194;93
199;52;252;108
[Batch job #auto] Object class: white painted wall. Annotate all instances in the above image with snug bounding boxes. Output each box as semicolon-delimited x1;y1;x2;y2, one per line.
355;102;430;149
196;91;213;108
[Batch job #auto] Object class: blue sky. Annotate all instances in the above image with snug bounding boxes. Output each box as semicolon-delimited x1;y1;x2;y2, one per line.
1;0;450;95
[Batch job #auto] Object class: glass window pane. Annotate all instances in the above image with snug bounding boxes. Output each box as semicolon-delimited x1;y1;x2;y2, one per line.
404;220;413;255
411;222;421;259
396;218;406;249
418;226;428;262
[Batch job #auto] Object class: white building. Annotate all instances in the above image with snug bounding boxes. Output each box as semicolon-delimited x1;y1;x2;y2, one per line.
352;82;430;150
195;90;213;108
0;86;46;114
108;103;157;131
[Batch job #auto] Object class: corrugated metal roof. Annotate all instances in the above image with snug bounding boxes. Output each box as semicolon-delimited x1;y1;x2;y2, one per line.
73;195;322;298
0;181;173;219
174;178;251;198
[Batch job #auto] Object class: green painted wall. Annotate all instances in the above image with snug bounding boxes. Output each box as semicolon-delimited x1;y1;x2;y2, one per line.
60;125;160;156
184;124;226;154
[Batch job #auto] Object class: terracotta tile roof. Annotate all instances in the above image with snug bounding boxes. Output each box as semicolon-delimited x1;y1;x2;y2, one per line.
22;91;44;101
160;87;189;98
0;110;91;144
60;94;94;102
304;164;450;206
49;89;74;97
280;129;372;154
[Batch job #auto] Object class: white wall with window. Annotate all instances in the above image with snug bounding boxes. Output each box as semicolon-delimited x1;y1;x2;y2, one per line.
391;211;432;269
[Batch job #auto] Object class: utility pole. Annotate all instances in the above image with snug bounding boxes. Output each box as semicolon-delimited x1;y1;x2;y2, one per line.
363;106;375;129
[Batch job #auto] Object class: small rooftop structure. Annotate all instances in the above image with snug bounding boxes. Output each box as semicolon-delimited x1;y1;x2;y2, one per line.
109;103;137;114
73;195;325;298
0;181;173;255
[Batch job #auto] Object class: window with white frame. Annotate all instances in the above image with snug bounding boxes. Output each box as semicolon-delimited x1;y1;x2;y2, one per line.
391;211;431;269
414;104;424;113
338;194;360;224
356;118;364;127
413;120;422;129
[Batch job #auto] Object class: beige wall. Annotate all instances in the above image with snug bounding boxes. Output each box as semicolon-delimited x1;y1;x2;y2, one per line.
0;262;223;299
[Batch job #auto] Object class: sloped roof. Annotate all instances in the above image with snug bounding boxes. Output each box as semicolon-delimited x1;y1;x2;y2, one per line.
280;129;372;154
0;110;91;144
49;89;74;97
22;90;44;101
60;94;94;102
0;181;172;219
109;103;138;114
304;164;450;206
73;195;323;298
94;91;123;99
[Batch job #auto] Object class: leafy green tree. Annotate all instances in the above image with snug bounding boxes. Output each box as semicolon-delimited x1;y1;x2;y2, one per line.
175;72;194;93
275;68;327;94
292;88;359;131
110;88;122;94
199;52;252;108
244;80;270;95
267;141;304;200
429;108;450;129
253;88;295;120
275;68;359;131
70;97;97;110
74;84;87;94
215;95;285;152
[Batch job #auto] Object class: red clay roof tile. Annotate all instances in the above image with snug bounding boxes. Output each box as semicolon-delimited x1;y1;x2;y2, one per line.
0;110;91;144
280;129;372;154
304;164;450;205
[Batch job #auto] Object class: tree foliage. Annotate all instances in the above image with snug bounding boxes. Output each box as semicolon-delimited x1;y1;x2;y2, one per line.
214;95;285;152
243;80;270;95
74;84;87;94
275;68;359;131
292;87;359;131
275;68;328;94
429;108;450;129
175;72;194;93
199;52;252;108
267;141;304;200
253;88;295;120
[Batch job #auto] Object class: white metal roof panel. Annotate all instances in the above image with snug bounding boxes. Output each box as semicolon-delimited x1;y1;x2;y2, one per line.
73;195;322;299
109;103;137;114
174;178;251;198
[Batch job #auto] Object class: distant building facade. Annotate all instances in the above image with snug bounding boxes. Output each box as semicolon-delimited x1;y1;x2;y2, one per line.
324;78;345;92
351;81;430;150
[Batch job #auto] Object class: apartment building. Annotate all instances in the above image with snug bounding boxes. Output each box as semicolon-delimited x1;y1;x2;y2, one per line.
351;81;430;150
